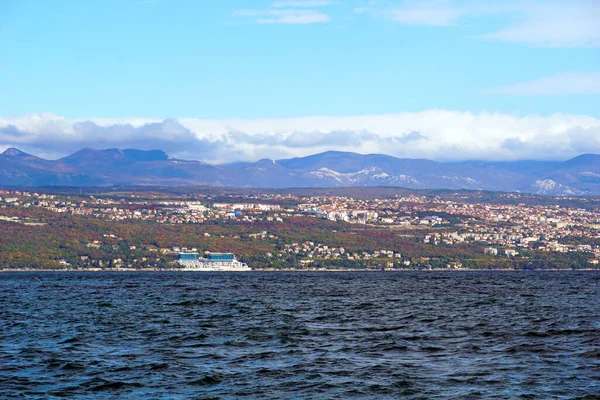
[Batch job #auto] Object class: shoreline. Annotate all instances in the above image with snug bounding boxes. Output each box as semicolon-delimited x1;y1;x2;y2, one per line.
2;268;599;272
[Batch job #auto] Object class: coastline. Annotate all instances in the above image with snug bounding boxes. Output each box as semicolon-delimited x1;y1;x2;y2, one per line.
2;268;599;272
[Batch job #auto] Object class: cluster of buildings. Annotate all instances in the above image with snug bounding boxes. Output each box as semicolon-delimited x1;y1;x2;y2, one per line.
293;194;600;262
0;192;288;225
283;241;406;266
419;202;600;259
1;189;599;265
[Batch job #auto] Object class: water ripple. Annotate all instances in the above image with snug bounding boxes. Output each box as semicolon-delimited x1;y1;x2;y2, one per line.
1;271;599;399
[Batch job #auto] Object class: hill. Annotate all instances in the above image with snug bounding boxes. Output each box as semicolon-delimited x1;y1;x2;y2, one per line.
1;148;599;195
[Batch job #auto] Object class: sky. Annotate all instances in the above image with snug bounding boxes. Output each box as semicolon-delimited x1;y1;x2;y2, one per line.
0;0;599;163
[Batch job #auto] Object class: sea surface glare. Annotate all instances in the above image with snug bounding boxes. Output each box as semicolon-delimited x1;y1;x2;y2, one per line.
0;271;599;399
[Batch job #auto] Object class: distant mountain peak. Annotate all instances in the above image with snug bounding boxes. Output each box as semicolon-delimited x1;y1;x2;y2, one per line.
0;147;599;194
59;147;170;165
255;158;278;165
65;147;100;156
563;153;600;168
1;148;28;157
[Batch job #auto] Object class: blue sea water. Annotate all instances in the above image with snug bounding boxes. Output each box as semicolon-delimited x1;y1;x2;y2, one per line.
0;271;599;399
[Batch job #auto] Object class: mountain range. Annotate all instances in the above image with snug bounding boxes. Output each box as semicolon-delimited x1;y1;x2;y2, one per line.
1;147;599;195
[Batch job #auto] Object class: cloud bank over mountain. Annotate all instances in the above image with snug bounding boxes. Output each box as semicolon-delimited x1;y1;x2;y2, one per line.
1;111;599;163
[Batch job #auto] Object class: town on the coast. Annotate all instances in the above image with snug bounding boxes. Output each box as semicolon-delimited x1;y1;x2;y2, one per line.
1;188;599;270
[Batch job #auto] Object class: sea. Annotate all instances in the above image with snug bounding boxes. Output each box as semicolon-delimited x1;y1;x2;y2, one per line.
1;271;599;399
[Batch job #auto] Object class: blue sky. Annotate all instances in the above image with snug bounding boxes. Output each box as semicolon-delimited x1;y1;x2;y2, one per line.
0;0;599;162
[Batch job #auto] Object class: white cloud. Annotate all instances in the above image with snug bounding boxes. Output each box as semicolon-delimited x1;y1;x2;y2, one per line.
356;0;494;25
234;0;332;25
272;0;334;7
2;111;600;163
362;0;600;47
486;72;600;95
388;1;469;26
234;8;330;24
479;1;600;47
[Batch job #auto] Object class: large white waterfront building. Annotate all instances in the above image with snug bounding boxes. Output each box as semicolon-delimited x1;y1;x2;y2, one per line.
178;252;251;271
